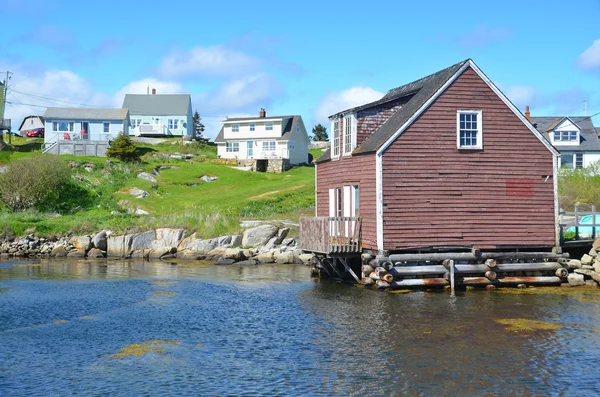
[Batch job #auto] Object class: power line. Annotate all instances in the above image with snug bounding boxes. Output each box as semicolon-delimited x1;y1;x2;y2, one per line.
10;88;115;108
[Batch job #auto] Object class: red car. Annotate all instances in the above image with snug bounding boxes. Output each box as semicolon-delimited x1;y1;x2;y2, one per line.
25;128;44;138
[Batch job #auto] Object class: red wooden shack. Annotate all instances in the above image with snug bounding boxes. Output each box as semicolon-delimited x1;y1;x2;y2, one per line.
301;59;560;258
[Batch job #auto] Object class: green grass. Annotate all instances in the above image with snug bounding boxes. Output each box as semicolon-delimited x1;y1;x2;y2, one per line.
0;140;315;237
0;137;44;163
309;147;328;161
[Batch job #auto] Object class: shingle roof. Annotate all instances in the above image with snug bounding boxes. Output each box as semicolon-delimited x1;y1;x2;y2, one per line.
316;59;469;162
122;94;190;116
43;107;129;120
530;116;600;152
214;115;302;143
224;115;295;122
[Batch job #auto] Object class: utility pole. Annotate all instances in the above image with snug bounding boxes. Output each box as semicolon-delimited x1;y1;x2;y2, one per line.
1;71;11;144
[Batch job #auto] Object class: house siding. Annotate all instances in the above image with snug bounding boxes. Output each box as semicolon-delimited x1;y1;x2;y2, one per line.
381;67;556;250
316;153;377;250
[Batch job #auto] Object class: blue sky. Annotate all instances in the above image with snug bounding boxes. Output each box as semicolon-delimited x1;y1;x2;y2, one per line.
1;0;600;138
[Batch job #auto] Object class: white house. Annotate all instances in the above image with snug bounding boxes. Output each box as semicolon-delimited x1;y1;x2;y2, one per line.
18;115;45;135
42;107;129;156
214;109;310;172
530;112;600;169
122;90;193;137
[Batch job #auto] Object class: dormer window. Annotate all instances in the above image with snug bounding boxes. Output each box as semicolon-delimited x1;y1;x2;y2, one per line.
343;115;353;155
553;130;578;142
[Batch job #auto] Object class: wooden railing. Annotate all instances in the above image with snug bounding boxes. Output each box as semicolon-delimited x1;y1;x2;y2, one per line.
559;204;600;242
299;216;362;253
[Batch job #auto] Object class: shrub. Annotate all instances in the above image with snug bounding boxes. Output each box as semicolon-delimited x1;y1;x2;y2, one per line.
106;132;139;162
0;155;71;211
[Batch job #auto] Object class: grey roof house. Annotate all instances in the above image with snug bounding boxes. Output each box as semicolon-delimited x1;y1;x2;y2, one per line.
42;107;129;157
529;110;600;169
122;90;193;137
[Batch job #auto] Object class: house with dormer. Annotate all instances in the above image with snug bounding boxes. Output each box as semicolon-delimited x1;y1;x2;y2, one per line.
529;112;600;169
214;109;309;172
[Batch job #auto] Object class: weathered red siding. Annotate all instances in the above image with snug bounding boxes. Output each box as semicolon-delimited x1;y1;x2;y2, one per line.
356;97;407;144
382;67;556;250
316;154;377;250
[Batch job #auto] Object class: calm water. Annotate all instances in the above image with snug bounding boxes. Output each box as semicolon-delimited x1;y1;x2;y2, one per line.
1;259;600;396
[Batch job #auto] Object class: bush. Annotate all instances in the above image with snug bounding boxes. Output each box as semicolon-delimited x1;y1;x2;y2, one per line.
0;155;71;211
106;132;139;162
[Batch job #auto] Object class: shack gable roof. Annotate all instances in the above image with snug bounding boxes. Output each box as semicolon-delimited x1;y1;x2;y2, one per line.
122;94;191;116
43;107;129;120
18;115;45;131
531;116;600;152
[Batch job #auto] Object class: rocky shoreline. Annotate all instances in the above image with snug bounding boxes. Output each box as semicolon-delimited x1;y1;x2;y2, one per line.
0;224;315;266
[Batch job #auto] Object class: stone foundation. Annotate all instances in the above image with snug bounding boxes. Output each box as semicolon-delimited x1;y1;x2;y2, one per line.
252;158;291;173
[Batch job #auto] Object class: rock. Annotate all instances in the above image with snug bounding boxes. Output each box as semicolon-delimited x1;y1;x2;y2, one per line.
92;231;108;251
129;188;149;199
236;259;257;266
299;254;315;264
567;273;586;286
134;208;149;215
200;175;217;182
87;248;105;258
131;250;149;259
281;237;296;247
152;228;186;249
592;271;600;284
276;228;289;243
575;268;593;277
67;249;86;258
242;225;279;247
149;247;177;259
51;245;69;257
230;235;242;247
593;237;600;250
70;235;91;251
594;261;600;273
130;231;155;251
137;172;157;182
255;252;275;264
581;254;594;266
275;252;295;264
177;250;206;260
221;248;245;261
215;258;236;266
178;237;219;253
590;248;598;257
567;259;582;269
217;235;232;246
107;235;133;257
582;265;594;270
585;280;599;288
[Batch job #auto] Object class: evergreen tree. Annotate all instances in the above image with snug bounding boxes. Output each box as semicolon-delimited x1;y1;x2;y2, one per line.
105;132;139;162
193;111;206;142
312;124;329;141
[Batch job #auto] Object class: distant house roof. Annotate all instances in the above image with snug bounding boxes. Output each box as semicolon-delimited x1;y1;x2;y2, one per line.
18;115;45;131
223;115;295;122
43;108;129;120
531;116;600;152
214;115;302;143
122;94;191;116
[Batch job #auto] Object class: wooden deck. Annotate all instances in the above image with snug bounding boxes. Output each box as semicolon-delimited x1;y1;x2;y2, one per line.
299;217;362;254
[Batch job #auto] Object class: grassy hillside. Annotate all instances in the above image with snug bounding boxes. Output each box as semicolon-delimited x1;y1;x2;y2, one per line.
0;139;315;238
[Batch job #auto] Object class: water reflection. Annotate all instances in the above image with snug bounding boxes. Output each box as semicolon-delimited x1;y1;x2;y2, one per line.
0;260;599;396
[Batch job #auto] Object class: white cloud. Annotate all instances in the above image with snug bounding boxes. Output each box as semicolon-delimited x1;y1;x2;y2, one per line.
112;78;183;107
504;85;538;108
314;86;384;124
577;39;600;70
158;45;262;78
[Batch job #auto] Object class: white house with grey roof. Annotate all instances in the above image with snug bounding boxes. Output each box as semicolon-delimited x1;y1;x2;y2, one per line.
214;109;310;172
529;112;600;169
122;91;193;138
42;107;129;156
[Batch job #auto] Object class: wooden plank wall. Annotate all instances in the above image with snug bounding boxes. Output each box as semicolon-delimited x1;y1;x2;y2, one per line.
316;154;377;250
382;67;556;250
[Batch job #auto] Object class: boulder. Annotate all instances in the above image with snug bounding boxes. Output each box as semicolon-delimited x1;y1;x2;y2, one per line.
567;273;586;286
215;258;236;266
70;235;92;251
592;271;600;284
51;245;69;257
67;249;86;258
276;228;289;244
134;208;149;215
236;259;257;266
217;235;232;246
87;248;105;258
230;235;242;247
130;231;156;251
149;247;177;259
200;175;218;182
137;172;157;183
221;248;246;261
92;231;108;251
581;254;594;266
590;248;598;257
567;259;582;269
152;228;186;249
242;225;279;247
575;268;593;277
299;254;315;265
179;237;219;253
281;237;296;247
130;250;149;259
107;235;134;257
593;237;600;250
274;252;295;264
585;280;599;288
177;250;206;260
594;260;600;273
255;252;275;264
129;188;149;199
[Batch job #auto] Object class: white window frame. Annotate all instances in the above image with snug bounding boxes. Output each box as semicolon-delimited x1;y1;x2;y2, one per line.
249;123;255;132
575;153;584;169
332;119;340;158
288;140;295;151
131;119;142;129
232;123;239;133
226;141;239;153
265;121;273;131
168;119;179;130
457;110;483;150
53;121;74;132
262;140;276;152
102;122;110;134
343;115;353;155
553;130;578;143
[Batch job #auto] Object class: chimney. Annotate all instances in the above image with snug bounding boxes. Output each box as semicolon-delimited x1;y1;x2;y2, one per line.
525;105;531;122
152;88;156;95
259;108;266;118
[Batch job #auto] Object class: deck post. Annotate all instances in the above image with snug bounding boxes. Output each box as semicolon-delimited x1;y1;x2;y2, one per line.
575;204;580;240
593;205;597;241
449;260;455;293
